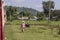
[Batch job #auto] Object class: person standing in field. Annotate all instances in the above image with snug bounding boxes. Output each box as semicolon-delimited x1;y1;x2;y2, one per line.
21;21;26;32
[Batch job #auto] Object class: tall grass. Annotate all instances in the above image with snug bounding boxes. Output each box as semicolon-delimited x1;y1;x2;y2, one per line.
5;20;60;26
5;25;60;40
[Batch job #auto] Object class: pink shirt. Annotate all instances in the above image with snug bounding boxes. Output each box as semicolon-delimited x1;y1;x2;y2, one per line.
21;23;26;28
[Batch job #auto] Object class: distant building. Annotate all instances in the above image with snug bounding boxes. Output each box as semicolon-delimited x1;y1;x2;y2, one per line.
30;16;38;20
45;17;49;20
18;17;28;20
51;16;57;20
18;16;38;20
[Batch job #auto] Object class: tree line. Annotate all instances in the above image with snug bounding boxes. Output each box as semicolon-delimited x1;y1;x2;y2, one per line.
5;1;60;21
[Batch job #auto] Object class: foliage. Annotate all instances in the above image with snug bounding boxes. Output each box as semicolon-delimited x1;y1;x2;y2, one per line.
5;20;60;26
6;6;18;21
19;11;33;18
5;6;37;21
5;5;60;21
37;12;46;21
42;1;60;21
51;10;60;21
42;1;55;16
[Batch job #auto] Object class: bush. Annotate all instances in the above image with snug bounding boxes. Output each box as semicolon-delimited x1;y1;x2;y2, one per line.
26;24;30;27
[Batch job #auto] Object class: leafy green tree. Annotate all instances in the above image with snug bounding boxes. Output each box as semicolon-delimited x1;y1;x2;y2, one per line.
19;11;33;20
6;6;18;21
37;12;46;21
42;1;55;16
24;11;33;19
52;10;60;21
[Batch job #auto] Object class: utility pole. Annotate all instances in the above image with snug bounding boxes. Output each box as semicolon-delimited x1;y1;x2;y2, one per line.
48;0;51;23
48;0;53;34
21;11;23;21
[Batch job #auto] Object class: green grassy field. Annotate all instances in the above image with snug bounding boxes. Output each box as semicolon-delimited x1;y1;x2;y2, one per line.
5;20;60;25
5;25;60;40
5;20;60;40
